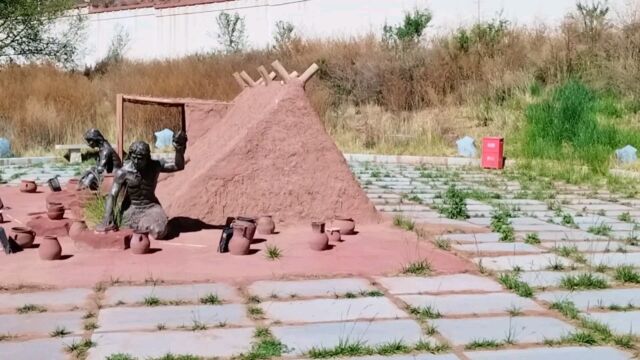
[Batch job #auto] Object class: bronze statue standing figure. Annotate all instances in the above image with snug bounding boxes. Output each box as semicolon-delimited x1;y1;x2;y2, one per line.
97;131;187;239
78;129;122;191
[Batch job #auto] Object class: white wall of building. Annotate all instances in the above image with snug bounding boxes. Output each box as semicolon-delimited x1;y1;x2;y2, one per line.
79;0;633;65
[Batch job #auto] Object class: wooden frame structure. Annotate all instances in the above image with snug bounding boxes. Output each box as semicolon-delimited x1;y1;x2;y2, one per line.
116;94;187;160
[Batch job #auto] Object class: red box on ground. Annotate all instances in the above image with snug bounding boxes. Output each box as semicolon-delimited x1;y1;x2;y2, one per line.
482;137;504;169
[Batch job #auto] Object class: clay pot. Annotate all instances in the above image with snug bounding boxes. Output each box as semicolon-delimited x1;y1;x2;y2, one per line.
39;236;62;260
326;228;341;243
47;204;65;220
68;220;88;239
236;216;257;241
20;180;37;193
332;216;356;235
229;224;251;255
310;222;329;251
11;227;35;248
130;231;151;254
256;216;275;235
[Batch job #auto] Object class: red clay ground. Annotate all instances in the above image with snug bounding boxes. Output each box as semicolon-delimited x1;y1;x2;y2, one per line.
0;186;474;288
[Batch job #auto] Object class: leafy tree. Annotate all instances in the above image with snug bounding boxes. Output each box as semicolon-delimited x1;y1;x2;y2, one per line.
0;0;85;66
216;11;247;53
383;9;432;48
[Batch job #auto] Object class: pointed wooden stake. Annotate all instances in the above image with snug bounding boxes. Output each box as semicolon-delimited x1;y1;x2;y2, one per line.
233;72;248;89
299;63;319;84
240;71;257;87
271;60;291;83
257;66;271;86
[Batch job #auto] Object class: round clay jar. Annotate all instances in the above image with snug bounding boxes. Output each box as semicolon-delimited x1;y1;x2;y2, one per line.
11;227;35;248
310;222;329;251
229;224;251;255
130;231;151;255
236;216;257;241
256;216;275;235
326;228;341;243
47;205;65;220
332;216;356;235
20;180;37;193
39;236;62;260
68;220;88;239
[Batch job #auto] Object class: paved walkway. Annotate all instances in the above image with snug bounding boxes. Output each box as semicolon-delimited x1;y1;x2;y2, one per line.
0;161;639;359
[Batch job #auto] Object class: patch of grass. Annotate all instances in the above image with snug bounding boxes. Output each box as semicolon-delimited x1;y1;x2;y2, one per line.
393;215;415;231
106;354;137;360
618;212;633;222
507;305;523;316
16;304;46;314
190;320;207;331
524;233;540;245
199;293;222;305
265;245;282;260
435;238;451;250
156;323;167;331
359;290;384;297
437;185;469;220
0;333;16;342
614;265;640;283
560;273;609;290
50;326;70;338
247;295;261;304
546;258;566;271
84;320;99;331
490;208;515;243
376;340;410;356
612;333;636;349
401;259;432;276
550;300;579;319
307;339;375;358
408;305;441;319
464;339;503;350
65;338;96;358
498;272;533;297
247;305;265;319
143;296;162;307
414;339;449;353
150;355;200;360
561;212;577;228
588;223;612;236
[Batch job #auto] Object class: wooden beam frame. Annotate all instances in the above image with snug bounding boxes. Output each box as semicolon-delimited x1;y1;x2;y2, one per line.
115;94;188;160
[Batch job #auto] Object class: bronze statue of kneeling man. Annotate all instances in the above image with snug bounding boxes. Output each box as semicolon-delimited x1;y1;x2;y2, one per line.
96;131;187;239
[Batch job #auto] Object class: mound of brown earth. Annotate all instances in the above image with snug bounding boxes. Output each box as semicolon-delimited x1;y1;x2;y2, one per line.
157;79;379;225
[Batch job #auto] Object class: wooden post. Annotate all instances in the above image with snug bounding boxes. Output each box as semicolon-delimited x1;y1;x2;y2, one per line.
233;72;247;89
299;63;319;84
257;66;271;85
240;71;257;87
116;94;124;160
271;60;291;83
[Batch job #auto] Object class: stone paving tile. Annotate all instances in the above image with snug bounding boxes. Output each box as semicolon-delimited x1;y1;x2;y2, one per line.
248;278;375;299
585;311;640;335
512;224;572;232
452;242;545;254
0;311;84;336
0;288;91;311
261;297;407;323
537;289;640;310
97;304;251;332
0;336;82;360
399;292;543;316
467;217;548;226
533;231;606;241
518;271;610;288
587;252;640;267
473;254;573;271
271;319;427;356
439;233;503;243
343;355;460;360
88;328;255;359
539;241;638;253
433;316;575;346
577;222;635;231
103;283;241;305
375;274;503;295
464;346;633;360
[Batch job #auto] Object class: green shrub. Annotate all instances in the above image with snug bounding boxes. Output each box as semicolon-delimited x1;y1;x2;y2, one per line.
438;185;469;220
